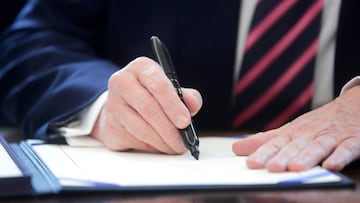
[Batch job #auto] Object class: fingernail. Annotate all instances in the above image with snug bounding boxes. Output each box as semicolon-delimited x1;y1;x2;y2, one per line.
252;155;266;166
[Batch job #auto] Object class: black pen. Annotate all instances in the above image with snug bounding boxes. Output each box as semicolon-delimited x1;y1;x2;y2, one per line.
150;36;200;160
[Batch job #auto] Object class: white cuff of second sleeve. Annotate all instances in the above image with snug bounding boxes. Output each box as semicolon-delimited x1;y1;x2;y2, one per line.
340;76;360;95
59;91;108;147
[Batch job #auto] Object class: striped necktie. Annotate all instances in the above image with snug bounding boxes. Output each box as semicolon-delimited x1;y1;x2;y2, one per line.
232;0;323;131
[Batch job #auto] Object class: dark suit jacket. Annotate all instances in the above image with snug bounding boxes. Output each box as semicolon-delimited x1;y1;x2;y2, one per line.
0;0;358;140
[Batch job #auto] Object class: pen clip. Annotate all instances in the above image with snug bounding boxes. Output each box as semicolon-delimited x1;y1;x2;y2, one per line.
150;36;183;97
150;36;176;76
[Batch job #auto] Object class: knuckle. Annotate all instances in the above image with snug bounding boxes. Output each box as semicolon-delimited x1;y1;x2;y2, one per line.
108;72;119;89
128;121;148;140
148;77;171;93
138;96;161;117
340;140;358;155
130;56;156;71
269;136;290;152
133;56;154;64
269;142;282;153
314;136;336;150
108;70;129;91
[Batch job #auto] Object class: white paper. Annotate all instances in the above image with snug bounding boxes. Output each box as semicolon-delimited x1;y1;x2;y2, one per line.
30;137;341;188
0;144;22;178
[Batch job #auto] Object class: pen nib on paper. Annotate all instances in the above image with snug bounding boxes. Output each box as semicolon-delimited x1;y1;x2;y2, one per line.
190;145;200;160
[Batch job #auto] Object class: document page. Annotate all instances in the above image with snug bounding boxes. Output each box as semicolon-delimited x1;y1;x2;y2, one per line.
29;137;342;188
0;143;22;178
0;135;33;196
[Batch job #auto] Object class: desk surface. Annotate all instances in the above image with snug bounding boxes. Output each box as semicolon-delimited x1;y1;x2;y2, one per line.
3;131;360;203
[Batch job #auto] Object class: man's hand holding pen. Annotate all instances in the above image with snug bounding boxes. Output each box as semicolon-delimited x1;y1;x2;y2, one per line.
90;56;203;156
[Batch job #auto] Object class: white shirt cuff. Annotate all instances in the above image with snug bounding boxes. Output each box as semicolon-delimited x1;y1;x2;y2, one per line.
340;76;360;95
59;91;108;147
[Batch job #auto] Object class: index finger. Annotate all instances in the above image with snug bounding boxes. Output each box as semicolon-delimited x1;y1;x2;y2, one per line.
232;130;279;155
125;57;189;153
135;57;191;129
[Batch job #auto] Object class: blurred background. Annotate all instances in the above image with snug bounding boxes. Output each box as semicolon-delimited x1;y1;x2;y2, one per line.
0;1;25;34
0;1;25;140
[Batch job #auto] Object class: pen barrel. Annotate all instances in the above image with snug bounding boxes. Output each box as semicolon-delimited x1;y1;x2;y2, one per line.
166;73;183;96
180;122;199;148
168;76;199;153
150;36;200;160
169;78;183;98
180;122;200;160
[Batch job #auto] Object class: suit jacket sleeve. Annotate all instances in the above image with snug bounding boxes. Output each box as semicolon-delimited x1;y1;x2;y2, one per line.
0;0;117;140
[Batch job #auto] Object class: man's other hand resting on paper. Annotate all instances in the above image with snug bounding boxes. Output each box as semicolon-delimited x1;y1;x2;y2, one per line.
232;85;360;172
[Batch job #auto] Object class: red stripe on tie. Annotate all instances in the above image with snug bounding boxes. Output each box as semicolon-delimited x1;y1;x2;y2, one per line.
235;0;323;96
265;82;314;130
231;39;319;129
245;0;297;52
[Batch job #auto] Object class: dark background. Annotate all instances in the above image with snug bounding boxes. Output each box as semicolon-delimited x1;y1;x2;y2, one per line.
0;1;25;126
0;1;26;35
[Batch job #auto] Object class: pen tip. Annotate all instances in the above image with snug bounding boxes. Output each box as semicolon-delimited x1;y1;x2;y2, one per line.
192;151;199;160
